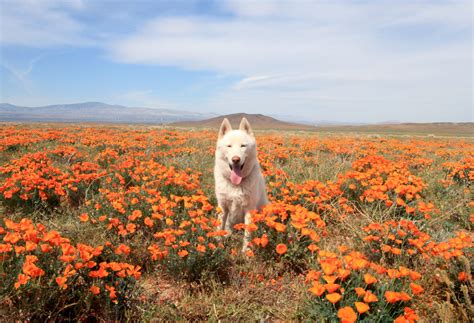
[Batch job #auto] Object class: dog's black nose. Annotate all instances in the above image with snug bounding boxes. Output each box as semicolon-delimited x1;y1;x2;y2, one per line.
232;156;241;164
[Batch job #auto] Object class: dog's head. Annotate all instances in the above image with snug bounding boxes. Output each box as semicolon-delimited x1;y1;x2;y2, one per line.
216;117;257;185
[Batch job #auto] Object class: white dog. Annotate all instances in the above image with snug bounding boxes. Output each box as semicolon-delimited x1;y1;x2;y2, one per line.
214;117;268;252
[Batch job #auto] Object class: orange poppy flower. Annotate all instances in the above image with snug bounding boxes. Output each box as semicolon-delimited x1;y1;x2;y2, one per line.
402;307;419;321
385;291;400;303
324;283;340;293
89;266;109;278
115;244;131;255
276;244;288;255
391;247;401;255
338;268;351;280
458;271;468;281
260;234;269;247
326;292;342;304
55;276;68;289
144;217;154;227
354;301;369;314
323;275;337;284
0;243;12;253
321;262;337;275
337;306;357;323
14;273;30;289
363;290;378;303
178;249;189;257
126;223;136;233
309;282;325;296
387;269;400;279
306;270;321;282
364;273;377;285
351;258;368;270
79;213;89;222
274;223;286;232
399;266;410;276
105;284;117;299
409;283;424;295
354;287;366;297
408;270;421;281
399;292;411;301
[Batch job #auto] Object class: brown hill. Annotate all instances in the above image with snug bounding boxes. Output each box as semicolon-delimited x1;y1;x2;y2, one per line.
170;113;315;130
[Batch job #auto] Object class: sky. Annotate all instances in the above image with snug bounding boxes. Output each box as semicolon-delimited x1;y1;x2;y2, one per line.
0;0;472;123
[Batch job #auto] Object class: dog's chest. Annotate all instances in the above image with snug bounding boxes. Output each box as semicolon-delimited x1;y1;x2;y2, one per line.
216;180;255;207
217;181;247;198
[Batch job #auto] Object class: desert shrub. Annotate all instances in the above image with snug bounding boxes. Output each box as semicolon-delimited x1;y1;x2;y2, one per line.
80;161;230;282
431;255;473;322
342;155;426;219
0;152;66;211
442;157;474;186
361;219;432;266
301;248;423;322
146;195;230;282
0;218;141;320
243;202;325;272
0;152;105;212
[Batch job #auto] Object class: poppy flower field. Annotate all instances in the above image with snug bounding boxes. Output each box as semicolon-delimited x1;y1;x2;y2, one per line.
0;124;472;321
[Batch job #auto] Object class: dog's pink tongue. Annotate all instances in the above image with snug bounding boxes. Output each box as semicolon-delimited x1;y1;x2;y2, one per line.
230;168;243;185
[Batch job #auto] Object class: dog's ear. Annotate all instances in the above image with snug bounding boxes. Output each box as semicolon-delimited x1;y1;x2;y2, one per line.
239;117;253;136
218;118;232;139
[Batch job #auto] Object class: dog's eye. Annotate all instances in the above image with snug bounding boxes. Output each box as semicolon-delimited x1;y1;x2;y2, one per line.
241;144;246;147
227;145;231;148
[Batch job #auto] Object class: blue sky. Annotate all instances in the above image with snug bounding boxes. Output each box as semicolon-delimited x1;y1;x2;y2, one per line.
0;0;472;122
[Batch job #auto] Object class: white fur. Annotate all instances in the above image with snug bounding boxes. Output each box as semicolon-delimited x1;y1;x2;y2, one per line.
214;118;268;252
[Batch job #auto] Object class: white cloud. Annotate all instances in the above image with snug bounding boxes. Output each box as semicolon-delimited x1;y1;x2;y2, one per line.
235;75;280;89
0;0;90;47
108;1;472;121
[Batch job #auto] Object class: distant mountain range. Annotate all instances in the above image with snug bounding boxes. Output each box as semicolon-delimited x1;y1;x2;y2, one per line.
1;102;471;136
0;102;217;124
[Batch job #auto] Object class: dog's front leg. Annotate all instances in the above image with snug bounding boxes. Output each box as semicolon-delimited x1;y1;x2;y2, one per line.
242;211;252;253
218;204;232;237
218;211;228;231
